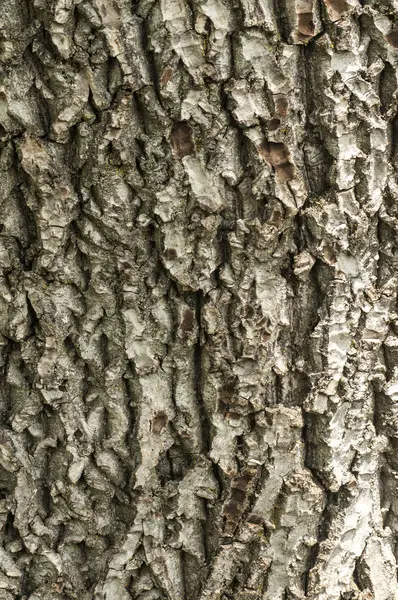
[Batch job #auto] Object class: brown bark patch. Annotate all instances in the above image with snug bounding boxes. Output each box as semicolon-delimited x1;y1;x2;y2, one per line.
170;122;195;158
223;500;241;518
268;118;281;131
259;141;290;167
275;96;288;117
233;475;252;490
386;30;398;47
259;141;295;182
181;308;195;332
297;12;315;39
244;305;255;318
247;514;263;525
218;380;237;413
324;0;350;18
276;162;295;183
163;248;177;261
152;412;168;434
225;411;241;422
161;67;173;85
231;487;246;504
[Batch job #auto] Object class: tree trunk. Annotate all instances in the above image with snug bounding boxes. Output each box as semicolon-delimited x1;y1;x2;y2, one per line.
1;0;397;599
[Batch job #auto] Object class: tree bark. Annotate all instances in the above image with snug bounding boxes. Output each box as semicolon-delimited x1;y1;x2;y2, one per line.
1;0;397;599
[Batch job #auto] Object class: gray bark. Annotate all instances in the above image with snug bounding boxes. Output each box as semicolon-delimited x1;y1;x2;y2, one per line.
0;0;397;599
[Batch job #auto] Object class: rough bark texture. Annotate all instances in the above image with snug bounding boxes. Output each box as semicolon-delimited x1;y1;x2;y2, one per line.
1;0;398;599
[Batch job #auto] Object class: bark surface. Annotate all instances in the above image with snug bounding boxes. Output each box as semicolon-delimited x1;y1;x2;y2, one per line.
1;0;398;599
